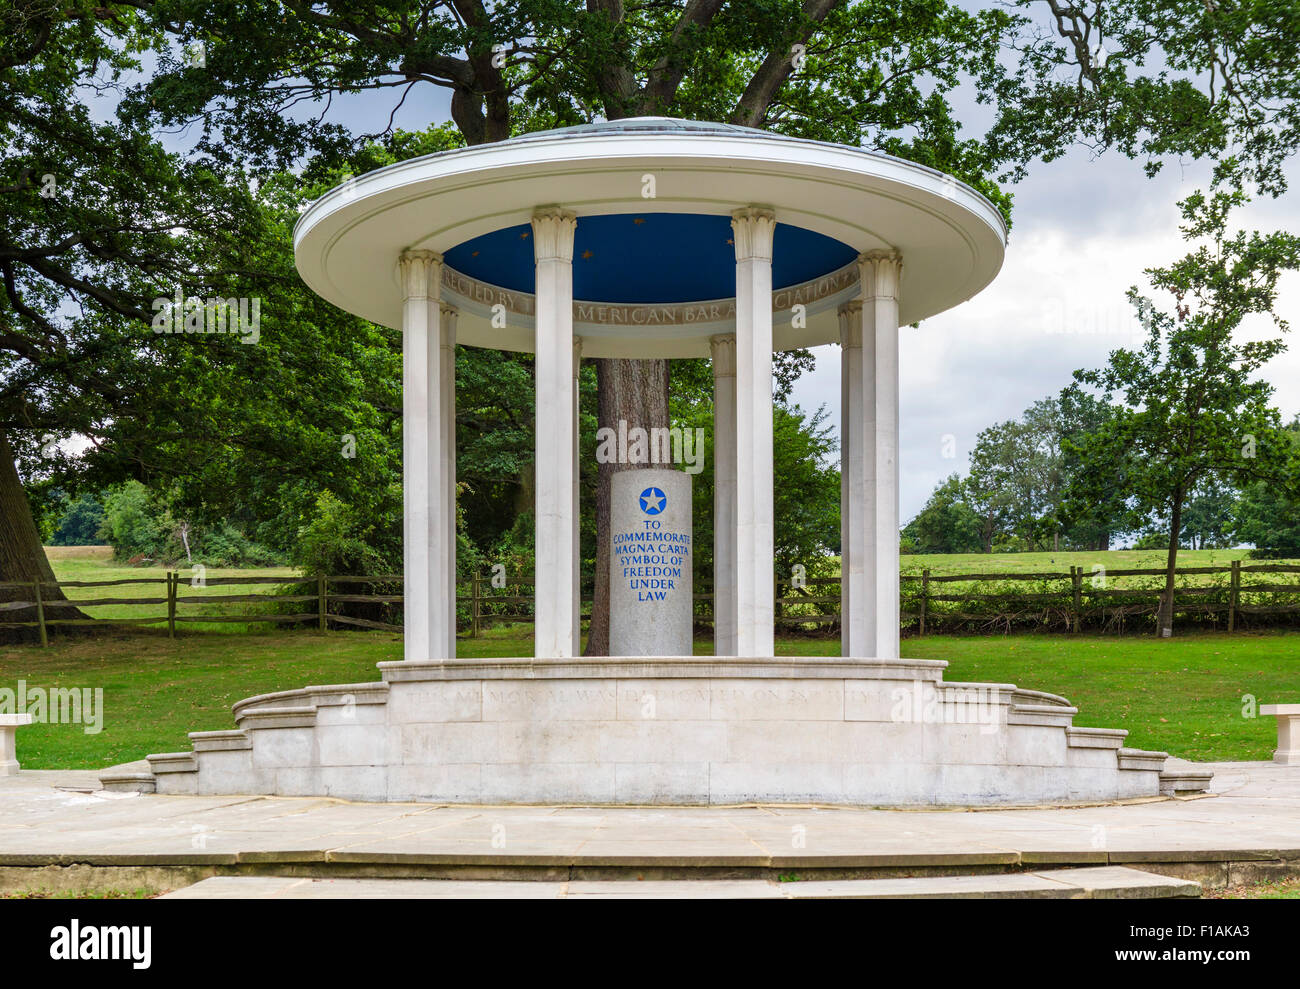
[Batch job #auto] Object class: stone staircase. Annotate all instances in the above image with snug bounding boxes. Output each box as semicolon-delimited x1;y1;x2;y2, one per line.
100;657;1214;806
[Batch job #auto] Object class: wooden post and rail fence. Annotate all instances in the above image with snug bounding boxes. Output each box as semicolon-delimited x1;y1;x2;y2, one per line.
4;560;1300;645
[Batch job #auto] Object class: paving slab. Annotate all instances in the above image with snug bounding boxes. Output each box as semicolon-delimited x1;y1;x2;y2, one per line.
1;760;1296;886
158;866;1199;899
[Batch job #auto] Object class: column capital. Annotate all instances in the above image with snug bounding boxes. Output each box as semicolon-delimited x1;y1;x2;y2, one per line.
531;207;578;262
858;250;903;301
837;300;863;348
399;249;442;300
573;334;583;372
709;334;736;376
730;207;776;261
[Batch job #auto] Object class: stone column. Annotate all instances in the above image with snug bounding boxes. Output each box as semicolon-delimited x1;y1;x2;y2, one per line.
710;334;738;656
573;335;583;650
838;300;876;657
440;304;458;658
532;208;578;658
731;208;776;658
398;249;447;661
863;251;903;659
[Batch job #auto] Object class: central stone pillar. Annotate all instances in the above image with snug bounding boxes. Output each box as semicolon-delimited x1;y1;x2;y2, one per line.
731;208;776;658
710;334;737;657
532;207;578;658
609;468;693;656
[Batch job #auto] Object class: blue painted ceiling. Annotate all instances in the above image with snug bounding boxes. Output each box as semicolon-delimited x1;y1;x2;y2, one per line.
443;213;857;304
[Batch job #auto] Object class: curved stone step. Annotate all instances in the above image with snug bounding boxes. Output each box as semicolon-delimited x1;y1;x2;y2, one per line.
146;751;197;775
1159;769;1214;796
235;705;317;730
146;658;1210;806
1009;703;1078;728
232;681;388;719
1117;748;1169;772
1066;726;1128;749
98;771;156;794
190;729;251;752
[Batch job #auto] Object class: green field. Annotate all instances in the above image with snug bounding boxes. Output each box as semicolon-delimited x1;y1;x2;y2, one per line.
35;546;300;631
0;547;1293;770
899;548;1268;576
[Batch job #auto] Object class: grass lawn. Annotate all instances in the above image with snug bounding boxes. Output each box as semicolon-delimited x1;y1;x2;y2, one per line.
1;618;1293;769
40;545;300;631
898;548;1273;577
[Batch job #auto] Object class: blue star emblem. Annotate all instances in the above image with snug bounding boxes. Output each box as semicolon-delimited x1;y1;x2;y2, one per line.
639;487;667;515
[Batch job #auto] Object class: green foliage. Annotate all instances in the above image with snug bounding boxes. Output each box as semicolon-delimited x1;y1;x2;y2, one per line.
771;404;840;577
904;475;984;553
1235;420;1300;557
1070;183;1300;548
99;481;281;566
292;491;395;578
51;493;105;546
1130;532;1170;551
954;388;1125;553
100;482;172;561
1000;0;1300;197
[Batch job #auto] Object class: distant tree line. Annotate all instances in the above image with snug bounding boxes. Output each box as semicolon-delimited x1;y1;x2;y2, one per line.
906;403;1300;558
905;177;1300;620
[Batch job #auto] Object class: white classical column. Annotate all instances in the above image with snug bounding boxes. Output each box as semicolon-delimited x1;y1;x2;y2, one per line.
710;334;738;656
572;335;583;651
838;300;876;656
440;304;458;658
863;251;903;659
532;207;578;658
731;208;776;658
398;249;447;661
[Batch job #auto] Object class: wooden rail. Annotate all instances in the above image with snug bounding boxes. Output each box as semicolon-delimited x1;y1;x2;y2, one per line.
5;560;1300;645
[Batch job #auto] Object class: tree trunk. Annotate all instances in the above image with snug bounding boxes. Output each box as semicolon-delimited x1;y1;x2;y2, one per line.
585;358;670;655
0;431;88;642
1159;487;1185;637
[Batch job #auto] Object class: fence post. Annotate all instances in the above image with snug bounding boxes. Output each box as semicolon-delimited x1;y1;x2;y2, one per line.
318;576;327;631
1228;559;1240;632
471;571;481;637
919;569;930;637
1071;566;1082;633
33;581;48;648
167;571;176;638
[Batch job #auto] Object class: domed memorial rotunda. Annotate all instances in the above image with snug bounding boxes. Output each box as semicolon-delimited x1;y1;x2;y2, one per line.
121;118;1209;806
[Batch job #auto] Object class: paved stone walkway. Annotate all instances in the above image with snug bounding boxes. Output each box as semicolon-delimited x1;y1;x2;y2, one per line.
1;760;1296;879
158;866;1200;899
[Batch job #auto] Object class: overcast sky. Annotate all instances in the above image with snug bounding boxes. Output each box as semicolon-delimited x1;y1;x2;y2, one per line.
789;151;1300;521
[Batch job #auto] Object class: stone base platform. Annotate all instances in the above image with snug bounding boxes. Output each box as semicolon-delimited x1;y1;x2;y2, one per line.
118;657;1208;806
